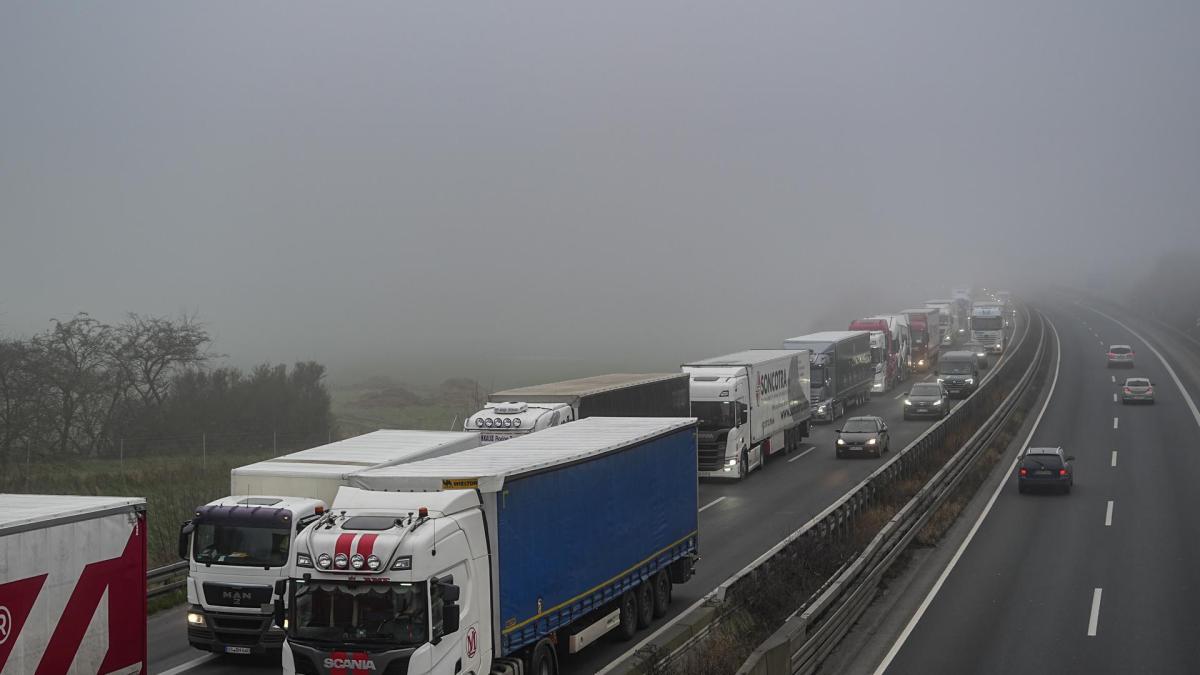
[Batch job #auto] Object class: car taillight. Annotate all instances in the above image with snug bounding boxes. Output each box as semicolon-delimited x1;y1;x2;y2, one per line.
1019;467;1028;477
1107;352;1115;358
1147;387;1153;393
1059;469;1068;476
1124;387;1132;394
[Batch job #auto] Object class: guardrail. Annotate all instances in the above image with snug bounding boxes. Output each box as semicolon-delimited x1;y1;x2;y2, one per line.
611;305;1042;674
148;560;188;599
735;307;1048;674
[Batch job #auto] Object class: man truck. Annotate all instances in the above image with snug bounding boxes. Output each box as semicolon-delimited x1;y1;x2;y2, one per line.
0;494;147;675
782;331;874;423
970;302;1007;353
180;430;478;656
463;373;690;444
681;350;810;478
903;308;941;372
277;417;700;675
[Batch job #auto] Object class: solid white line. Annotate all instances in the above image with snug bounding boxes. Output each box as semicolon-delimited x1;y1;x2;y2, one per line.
873;316;1062;675
156;655;217;675
1088;588;1103;636
893;390;908;399
1111;450;1117;467
1105;500;1114;526
788;446;817;463
1113;417;1119;429
922;374;933;381
1083;305;1200;432
698;496;726;513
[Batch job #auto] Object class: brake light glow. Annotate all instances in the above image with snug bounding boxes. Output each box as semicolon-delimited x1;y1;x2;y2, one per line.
1059;469;1068;476
1124;388;1132;394
1019;467;1028;477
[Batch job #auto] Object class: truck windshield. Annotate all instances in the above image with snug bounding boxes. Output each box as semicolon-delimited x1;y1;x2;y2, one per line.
692;401;735;430
972;317;1003;330
193;523;290;567
292;581;429;648
939;362;973;375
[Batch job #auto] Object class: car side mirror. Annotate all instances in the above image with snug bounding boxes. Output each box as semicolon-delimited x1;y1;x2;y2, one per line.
178;520;194;560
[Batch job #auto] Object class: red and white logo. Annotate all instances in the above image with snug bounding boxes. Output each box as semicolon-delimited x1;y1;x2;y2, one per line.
325;651;376;674
0;605;12;645
465;626;478;659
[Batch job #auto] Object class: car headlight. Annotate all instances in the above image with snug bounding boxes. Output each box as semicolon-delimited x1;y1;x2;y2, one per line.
937;377;944;383
904;399;912;406
867;438;877;445
187;612;206;627
965;378;975;385
296;552;314;568
836;438;846;446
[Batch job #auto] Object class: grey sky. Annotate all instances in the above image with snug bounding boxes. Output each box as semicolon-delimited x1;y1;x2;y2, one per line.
3;2;1199;386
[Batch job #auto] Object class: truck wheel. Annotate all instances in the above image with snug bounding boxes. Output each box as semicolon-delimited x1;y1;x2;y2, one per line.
617;591;638;641
652;570;671;617
530;639;558;675
636;579;654;629
740;450;749;477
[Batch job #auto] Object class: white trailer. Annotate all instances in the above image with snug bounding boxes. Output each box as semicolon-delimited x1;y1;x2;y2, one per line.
181;430;479;656
0;494;147;675
682;350;810;479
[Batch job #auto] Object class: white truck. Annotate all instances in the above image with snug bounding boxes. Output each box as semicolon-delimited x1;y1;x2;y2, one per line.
179;430;478;656
0;494;147;674
970;301;1007;353
924;299;958;344
681;350;810;478
276;417;700;675
463;373;690;444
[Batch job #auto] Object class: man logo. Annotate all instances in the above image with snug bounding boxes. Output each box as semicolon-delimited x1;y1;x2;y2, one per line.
466;626;478;658
221;590;254;605
0;606;11;645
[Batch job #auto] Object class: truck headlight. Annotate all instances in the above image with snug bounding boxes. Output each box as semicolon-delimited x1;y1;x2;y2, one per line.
904;399;912;406
334;553;349;569
727;458;738;466
187;611;206;627
918;359;925;366
317;553;332;569
933;400;942;406
475;417;484;427
965;378;975;385
503;418;513;428
484;418;494;428
296;552;314;568
817;405;826;414
391;555;413;571
367;555;381;571
514;418;522;428
867;438;877;445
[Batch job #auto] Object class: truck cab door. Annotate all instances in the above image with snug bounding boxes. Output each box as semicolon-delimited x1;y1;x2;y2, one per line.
428;560;478;675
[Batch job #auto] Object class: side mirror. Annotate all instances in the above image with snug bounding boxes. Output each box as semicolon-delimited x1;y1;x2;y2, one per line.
442;605;460;634
273;579;288;630
178;521;194;560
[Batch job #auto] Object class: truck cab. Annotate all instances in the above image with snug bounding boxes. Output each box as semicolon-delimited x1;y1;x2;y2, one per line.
684;366;754;477
970;302;1006;353
281;489;485;675
181;496;325;655
867;331;889;393
464;401;574;444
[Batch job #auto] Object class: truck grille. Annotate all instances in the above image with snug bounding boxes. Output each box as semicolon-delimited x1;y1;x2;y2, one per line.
697;442;723;471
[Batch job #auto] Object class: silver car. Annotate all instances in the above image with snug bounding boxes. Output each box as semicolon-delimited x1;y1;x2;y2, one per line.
1106;344;1134;368
1121;377;1155;404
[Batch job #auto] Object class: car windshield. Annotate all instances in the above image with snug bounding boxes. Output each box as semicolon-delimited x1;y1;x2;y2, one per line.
972;317;1003;330
193;522;290;567
1127;379;1150;387
1109;346;1131;354
842;419;877;433
692;401;736;430
293;581;429;648
939;362;974;375
911;384;941;396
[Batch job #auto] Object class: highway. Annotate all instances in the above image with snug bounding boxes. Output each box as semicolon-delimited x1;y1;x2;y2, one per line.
876;296;1200;675
147;354;1000;674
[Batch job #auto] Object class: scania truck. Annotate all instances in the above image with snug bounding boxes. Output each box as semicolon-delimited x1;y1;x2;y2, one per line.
782;331;874;423
277;417;699;675
0;494;147;675
903;308;941;372
180;430;478;656
463;373;690;444
681;350;810;478
970;302;1006;353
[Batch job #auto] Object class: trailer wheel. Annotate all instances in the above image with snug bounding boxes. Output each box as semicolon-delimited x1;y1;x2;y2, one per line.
636;579;654;629
652;570;671;617
617;591;638;641
530;639;558;675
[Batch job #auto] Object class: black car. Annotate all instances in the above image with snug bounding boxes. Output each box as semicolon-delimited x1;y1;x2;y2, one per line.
835;416;890;458
904;382;949;420
1017;446;1075;494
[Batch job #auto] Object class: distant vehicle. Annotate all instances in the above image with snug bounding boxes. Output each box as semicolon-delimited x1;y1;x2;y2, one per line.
1017;446;1075;494
970;301;1006;353
849;318;899;392
782;331;874;423
962;341;991;369
903;308;941;372
682;350;811;478
1106;344;1135;368
1121;377;1155;404
937;350;979;398
0;495;147;674
925;299;961;345
835;415;891;458
904;382;949;420
464;373;690;443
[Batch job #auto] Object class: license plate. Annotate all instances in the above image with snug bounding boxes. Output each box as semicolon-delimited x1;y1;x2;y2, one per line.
224;646;252;655
1034;470;1052;477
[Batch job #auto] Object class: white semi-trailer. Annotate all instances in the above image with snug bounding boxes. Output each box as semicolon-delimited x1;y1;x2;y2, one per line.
180;430;478;656
463;373;690;444
682;350;810;478
0;494;147;674
277;417;700;675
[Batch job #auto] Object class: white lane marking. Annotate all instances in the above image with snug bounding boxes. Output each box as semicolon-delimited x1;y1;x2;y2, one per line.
1113;393;1118;403
1083;305;1200;432
156;655;217;675
1113;417;1119;429
894;390;908;399
1088;588;1103;636
922;374;933;381
1105;500;1114;526
1111;375;1116;383
874;316;1062;675
788;446;817;463
699;496;726;513
1111;450;1117;467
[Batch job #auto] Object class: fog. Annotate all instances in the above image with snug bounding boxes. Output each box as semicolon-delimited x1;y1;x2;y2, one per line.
3;1;1200;388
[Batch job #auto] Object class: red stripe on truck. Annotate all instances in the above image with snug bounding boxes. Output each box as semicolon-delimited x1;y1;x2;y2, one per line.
335;533;355;561
0;574;48;670
355;534;379;558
